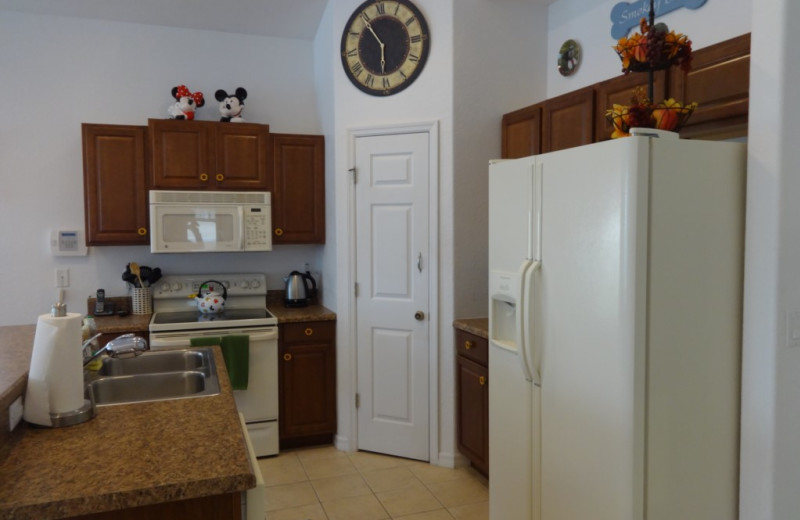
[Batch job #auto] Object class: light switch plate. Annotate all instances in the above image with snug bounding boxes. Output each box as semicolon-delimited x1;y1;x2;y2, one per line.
8;396;23;432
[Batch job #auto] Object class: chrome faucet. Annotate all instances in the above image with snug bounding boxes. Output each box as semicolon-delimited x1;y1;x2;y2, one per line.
83;334;149;367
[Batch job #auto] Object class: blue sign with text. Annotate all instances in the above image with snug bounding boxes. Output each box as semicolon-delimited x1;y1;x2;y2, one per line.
610;0;707;39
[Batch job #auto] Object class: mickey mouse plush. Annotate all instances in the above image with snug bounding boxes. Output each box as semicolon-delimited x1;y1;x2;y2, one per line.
168;85;205;120
215;87;247;122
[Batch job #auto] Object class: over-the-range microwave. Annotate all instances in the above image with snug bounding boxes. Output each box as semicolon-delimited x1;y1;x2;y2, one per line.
149;190;272;253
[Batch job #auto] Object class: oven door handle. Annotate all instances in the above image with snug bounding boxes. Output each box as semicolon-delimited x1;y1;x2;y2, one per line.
149;329;278;349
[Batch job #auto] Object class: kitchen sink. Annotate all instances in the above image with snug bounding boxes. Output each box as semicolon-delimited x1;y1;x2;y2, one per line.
98;349;208;376
87;348;220;406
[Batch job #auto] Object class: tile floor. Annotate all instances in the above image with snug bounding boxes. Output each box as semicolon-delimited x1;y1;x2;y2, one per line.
257;445;488;520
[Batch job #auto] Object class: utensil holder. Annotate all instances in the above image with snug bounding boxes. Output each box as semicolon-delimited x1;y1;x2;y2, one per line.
131;288;152;315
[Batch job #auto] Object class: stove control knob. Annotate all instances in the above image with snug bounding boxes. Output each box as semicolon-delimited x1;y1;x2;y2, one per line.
240;280;251;289
223;281;231;288
250;279;261;289
171;282;183;291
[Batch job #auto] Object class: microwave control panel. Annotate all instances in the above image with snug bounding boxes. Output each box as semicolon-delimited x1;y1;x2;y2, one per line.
244;206;272;251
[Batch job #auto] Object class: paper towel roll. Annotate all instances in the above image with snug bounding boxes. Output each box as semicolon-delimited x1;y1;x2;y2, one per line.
23;312;84;426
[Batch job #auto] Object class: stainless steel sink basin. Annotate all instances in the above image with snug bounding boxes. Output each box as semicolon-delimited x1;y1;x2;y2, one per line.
98;349;208;376
87;348;220;406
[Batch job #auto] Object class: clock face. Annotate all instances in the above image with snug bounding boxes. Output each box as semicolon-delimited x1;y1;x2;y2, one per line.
341;0;430;96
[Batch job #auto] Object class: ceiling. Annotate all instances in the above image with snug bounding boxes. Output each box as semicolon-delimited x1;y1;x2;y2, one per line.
0;0;558;40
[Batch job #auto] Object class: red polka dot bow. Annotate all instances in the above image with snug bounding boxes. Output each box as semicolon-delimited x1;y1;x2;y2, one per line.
176;85;204;105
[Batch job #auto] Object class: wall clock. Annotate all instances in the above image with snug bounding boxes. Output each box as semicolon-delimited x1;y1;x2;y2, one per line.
341;0;430;96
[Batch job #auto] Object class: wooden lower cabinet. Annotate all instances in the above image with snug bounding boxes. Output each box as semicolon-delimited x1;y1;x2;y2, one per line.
279;321;337;448
455;329;489;477
67;492;240;520
82;124;149;245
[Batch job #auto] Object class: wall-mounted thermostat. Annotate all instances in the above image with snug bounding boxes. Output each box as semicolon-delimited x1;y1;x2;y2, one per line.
50;230;88;256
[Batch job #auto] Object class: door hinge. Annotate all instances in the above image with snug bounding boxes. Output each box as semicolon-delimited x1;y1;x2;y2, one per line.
355;393;360;409
349;167;357;184
354;282;359;297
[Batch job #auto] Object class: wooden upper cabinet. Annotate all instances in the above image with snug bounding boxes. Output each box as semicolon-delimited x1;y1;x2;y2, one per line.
82;123;149;245
501;104;542;159
594;70;667;142
271;134;325;244
149;119;270;190
542;86;595;153
669;33;750;139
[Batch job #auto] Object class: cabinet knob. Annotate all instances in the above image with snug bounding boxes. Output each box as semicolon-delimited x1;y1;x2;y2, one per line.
465;340;473;350
283;353;292;361
274;228;284;237
199;173;209;182
479;376;486;386
137;227;147;236
215;173;225;182
304;327;313;336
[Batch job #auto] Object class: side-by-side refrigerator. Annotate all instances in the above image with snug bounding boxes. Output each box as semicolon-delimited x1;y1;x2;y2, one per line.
488;134;746;520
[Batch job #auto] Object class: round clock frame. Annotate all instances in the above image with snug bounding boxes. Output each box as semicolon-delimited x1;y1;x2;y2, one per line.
340;0;430;96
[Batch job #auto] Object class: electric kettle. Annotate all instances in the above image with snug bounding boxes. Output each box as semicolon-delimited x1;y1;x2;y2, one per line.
284;271;317;307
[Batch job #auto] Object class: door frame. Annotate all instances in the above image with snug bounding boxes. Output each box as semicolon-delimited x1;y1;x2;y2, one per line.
346;120;440;464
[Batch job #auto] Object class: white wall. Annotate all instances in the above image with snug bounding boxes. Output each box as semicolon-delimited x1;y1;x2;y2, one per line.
546;0;752;98
741;0;800;517
0;11;323;326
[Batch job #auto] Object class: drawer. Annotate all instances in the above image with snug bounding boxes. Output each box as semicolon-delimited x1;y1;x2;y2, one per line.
281;321;336;344
455;329;488;366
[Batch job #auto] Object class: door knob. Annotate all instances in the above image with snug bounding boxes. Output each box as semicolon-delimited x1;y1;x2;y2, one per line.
414;311;425;321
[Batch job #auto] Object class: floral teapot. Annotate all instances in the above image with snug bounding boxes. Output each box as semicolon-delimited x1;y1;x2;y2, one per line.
190;280;227;314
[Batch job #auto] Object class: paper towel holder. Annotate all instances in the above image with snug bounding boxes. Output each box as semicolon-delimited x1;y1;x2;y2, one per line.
50;390;96;427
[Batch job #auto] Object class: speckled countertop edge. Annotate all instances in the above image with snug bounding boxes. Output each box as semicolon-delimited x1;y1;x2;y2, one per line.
453;317;489;339
0;344;255;520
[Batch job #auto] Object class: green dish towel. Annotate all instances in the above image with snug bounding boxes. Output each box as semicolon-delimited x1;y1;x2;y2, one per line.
190;335;250;390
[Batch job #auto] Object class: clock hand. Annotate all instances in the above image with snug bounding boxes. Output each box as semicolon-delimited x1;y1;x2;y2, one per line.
361;13;386;73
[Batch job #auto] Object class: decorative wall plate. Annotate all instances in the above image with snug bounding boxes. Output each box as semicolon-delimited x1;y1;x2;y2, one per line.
558;39;581;77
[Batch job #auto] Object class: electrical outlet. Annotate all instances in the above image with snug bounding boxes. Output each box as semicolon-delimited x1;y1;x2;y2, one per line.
8;396;22;432
55;268;70;288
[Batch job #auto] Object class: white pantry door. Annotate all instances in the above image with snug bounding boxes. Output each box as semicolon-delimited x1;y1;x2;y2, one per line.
354;131;430;461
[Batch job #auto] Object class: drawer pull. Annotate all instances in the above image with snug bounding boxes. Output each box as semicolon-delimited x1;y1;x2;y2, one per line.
304;327;313;336
215;173;225;182
274;228;284;237
137;227;147;236
283;353;292;361
479;376;486;386
199;173;209;182
465;340;473;350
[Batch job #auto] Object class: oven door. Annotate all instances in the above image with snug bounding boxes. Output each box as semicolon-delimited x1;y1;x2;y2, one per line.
150;204;243;253
150;327;279;457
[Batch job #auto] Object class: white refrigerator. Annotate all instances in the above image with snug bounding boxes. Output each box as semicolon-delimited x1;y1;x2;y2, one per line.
488;134;745;520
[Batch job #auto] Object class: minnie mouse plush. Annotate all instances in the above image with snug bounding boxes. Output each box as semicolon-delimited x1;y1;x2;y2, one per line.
215;87;247;122
168;85;205;120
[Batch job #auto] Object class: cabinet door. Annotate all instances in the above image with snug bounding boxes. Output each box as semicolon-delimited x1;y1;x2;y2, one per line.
594;71;667;142
271;134;325;244
457;355;489;476
502;104;542;158
669;33;750;139
82;123;149;245
214;123;270;189
279;322;336;443
542;87;595;153
149;119;213;189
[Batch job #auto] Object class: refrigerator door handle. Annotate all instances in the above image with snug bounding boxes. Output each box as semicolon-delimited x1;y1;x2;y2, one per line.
516;259;536;383
522;260;541;386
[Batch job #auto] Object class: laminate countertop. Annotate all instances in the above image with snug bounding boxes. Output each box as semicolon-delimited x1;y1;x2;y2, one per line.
453;317;488;339
0;327;254;520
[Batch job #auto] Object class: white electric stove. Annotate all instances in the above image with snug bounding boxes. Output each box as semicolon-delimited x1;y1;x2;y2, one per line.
148;274;279;457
